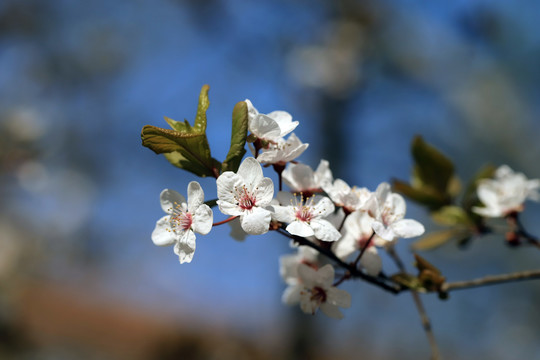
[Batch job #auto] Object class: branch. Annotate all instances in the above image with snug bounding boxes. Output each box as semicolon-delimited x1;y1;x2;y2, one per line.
441;269;540;292
387;247;441;360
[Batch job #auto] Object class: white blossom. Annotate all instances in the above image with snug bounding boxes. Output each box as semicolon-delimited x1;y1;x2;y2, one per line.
472;165;540;217
332;211;382;276
282;264;351;319
368;182;425;241
279;246;319;285
282;159;333;196
151;182;213;264
256;133;309;165
272;192;341;242
322;178;371;212
245;99;298;142
216;157;274;235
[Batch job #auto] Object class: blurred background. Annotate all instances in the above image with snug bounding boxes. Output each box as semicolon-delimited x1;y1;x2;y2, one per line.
2;0;540;359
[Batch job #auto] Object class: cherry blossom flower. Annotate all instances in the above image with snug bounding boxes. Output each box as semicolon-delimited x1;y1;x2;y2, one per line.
322;178;371;213
332;211;382;276
272;192;341;241
151;182;213;264
280;245;320;286
256;133;309;165
282;264;351;319
368;182;425;241
216;157;274;235
245;99;298;142
282;159;333;196
472;165;540;218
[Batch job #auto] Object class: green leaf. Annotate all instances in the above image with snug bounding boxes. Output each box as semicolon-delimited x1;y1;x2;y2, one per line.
411;228;472;251
411;136;454;194
141;85;220;178
392;180;449;210
222;101;248;173
431;206;471;226
390;273;425;291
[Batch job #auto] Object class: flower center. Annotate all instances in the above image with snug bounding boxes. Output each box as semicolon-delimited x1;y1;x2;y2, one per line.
236;185;257;210
310;286;327;304
293;194;316;223
169;202;193;231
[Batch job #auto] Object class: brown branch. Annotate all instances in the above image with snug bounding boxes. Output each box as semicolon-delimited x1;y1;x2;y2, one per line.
387;247;441;360
441;269;540;292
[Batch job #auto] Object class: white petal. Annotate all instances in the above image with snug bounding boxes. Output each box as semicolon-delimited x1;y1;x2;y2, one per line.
282;285;302;305
310;219;341;242
187;181;204;212
286;221;315;237
320;303;344;319
244;99;259;120
216;172;244;206
390;219;425;238
315;159;333;185
316;264;335;288
228;217;248;241
253;177;274;206
249;114;281;140
326;287;351;308
297;263;318;287
372;221;396;241
386;193;406;222
312;197;335;218
360;248;382;276
160;189;186;214
237;157;263;190
192;204;213;235
151;216;177;246
283;163;312;191
174;230;196;264
240;207;271;235
272;205;296;223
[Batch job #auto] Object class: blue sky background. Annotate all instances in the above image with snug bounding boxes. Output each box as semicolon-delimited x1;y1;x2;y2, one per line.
2;0;540;358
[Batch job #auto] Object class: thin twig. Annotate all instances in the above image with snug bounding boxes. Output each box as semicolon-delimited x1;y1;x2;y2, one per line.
352;232;375;267
441;269;540;292
387;247;441;360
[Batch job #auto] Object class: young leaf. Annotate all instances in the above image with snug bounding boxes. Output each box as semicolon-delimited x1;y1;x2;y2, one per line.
141;85;220;178
392;180;449;210
411;228;472;251
411;136;454;195
222;101;248;173
431;206;471;226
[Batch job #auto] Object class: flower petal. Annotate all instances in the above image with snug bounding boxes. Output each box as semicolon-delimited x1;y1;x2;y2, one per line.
312;197;335;218
160;189;186;214
320;303;344;319
316;264;335;288
390;219;425;238
237;157;263;190
192;204;213;235
286;221;315;237
360;248;382;276
249;114;281;141
282;285;302;305
372;221;396;241
310;219;341;242
326;287;351;308
174;230;196;264
272;205;296;223
253;177;274;206
297;263;318;287
240;207;271;235
151;216;177;246
187;181;204;212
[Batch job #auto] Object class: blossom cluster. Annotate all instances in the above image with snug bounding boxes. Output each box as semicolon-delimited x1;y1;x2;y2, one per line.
149;99;539;319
